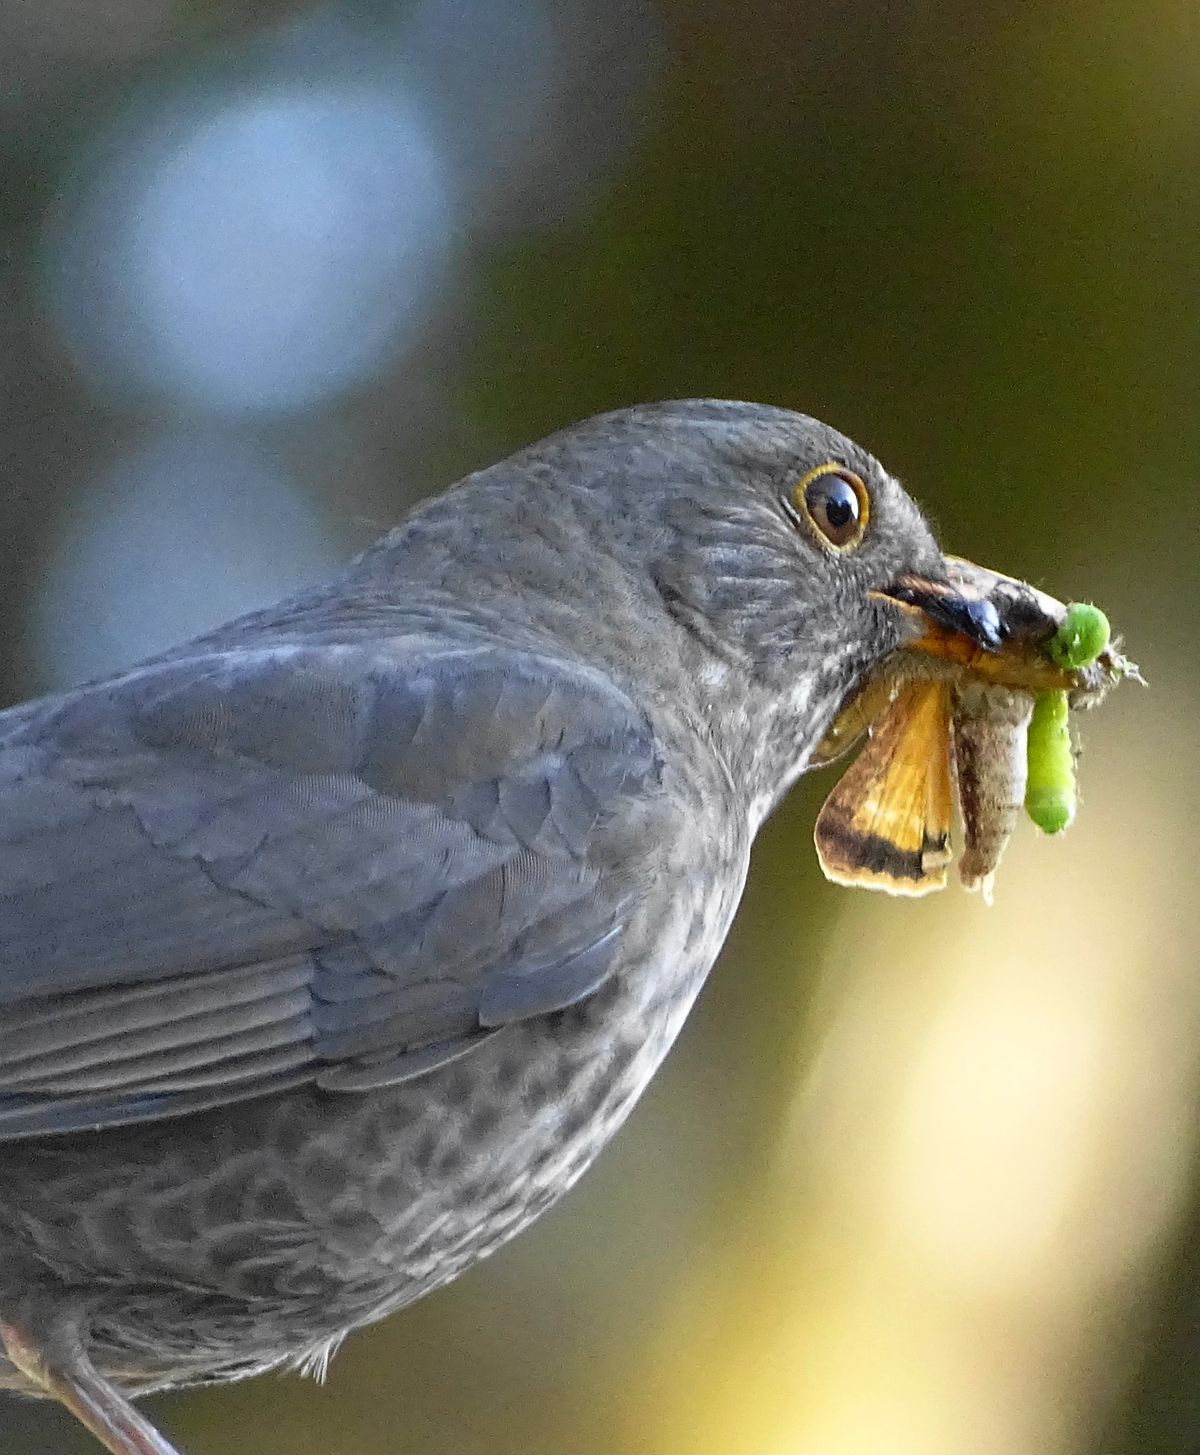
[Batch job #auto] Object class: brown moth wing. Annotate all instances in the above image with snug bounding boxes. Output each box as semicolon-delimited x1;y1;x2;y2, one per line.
952;680;1035;902
809;676;898;768
814;680;953;896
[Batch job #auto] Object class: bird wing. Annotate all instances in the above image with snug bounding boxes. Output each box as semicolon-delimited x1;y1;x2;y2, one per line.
0;641;669;1138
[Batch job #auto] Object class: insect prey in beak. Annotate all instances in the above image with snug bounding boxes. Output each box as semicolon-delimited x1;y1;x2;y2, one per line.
813;582;1138;901
951;680;1033;903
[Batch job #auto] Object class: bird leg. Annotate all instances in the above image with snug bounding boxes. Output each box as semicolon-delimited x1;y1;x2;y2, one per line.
0;1308;185;1455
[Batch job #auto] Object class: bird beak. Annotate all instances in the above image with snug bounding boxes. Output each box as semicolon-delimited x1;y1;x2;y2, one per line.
812;556;1101;770
872;556;1081;692
876;571;1005;652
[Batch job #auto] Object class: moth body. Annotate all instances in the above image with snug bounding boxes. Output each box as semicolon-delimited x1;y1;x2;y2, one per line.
951;679;1034;903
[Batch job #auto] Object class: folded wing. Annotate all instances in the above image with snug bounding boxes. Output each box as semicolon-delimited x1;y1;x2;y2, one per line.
0;642;668;1137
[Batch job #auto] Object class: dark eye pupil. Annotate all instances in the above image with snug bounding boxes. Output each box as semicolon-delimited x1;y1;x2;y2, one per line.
824;490;854;529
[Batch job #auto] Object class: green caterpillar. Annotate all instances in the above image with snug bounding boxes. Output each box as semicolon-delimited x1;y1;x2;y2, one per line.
1047;600;1110;671
1025;603;1110;835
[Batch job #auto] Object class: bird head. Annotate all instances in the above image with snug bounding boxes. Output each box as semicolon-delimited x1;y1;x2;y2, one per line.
481;401;1028;799
376;400;1073;814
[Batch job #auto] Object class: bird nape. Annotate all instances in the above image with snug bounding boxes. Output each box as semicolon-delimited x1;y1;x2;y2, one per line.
0;401;1128;1455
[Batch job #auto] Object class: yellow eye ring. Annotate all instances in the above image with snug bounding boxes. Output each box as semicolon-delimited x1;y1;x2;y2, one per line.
790;464;870;552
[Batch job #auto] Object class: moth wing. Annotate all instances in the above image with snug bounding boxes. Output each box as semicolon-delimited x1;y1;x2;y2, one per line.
808;677;897;769
814;680;953;896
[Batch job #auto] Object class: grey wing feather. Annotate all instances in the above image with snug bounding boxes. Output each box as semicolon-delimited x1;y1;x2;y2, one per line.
0;642;668;1138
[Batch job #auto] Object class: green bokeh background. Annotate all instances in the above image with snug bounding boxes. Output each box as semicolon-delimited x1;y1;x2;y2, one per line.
2;2;1198;1452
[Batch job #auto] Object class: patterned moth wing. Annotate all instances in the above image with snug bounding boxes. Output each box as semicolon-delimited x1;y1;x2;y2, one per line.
814;680;954;897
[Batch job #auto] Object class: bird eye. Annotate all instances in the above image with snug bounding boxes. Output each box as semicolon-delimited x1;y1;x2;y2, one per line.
791;465;870;551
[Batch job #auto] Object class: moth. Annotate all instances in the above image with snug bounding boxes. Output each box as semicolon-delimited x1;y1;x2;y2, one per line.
813;571;1136;902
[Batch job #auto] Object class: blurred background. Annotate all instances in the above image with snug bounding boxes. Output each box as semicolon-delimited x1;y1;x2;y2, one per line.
1;0;1198;1451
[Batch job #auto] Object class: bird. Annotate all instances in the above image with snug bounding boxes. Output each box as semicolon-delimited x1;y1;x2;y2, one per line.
0;400;1005;1455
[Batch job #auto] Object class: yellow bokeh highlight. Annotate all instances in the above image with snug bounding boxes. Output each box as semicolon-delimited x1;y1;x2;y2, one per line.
634;681;1198;1455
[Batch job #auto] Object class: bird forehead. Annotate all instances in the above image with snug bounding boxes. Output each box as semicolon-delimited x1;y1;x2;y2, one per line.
562;400;878;492
717;417;881;490
706;427;927;561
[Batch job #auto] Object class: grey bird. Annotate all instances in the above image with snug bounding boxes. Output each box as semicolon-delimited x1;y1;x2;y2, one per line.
0;401;1005;1455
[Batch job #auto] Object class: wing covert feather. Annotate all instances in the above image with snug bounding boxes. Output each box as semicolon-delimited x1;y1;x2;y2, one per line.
0;643;668;1136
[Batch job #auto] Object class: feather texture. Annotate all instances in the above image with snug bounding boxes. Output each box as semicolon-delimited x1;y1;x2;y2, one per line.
0;643;668;1136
